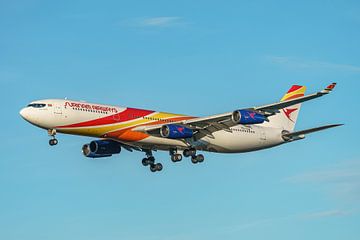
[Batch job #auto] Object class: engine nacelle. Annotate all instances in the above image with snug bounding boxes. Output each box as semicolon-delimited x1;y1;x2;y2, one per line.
232;110;266;125
160;124;193;139
82;140;121;158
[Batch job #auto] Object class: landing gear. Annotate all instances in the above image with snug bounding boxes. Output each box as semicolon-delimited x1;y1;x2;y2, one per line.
183;148;205;164
171;154;182;162
48;129;58;146
150;163;163;172
142;156;155;166
49;138;58;146
183;148;196;158
142;151;162;172
169;149;183;162
191;154;204;164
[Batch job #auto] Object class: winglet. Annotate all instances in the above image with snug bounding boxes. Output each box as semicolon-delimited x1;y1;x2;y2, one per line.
322;82;337;94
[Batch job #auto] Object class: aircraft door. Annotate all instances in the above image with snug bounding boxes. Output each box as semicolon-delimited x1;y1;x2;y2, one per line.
112;113;120;122
260;129;266;145
54;104;63;116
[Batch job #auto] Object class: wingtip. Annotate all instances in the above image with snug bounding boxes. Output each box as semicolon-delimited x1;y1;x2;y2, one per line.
321;82;337;93
326;82;337;90
330;123;344;128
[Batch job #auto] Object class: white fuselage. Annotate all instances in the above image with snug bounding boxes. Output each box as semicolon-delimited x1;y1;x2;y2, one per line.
20;99;286;153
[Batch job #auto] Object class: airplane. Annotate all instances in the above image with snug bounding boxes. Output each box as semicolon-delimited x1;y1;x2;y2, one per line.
20;83;342;172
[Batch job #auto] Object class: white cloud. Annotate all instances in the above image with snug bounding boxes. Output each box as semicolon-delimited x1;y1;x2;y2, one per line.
285;160;360;201
267;56;360;73
218;209;350;233
300;209;350;219
286;168;360;183
140;17;182;27
121;17;184;28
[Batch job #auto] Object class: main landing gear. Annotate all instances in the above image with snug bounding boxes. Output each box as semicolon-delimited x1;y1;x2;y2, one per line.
170;149;183;162
183;148;205;164
48;129;58;146
142;148;205;173
142;151;163;172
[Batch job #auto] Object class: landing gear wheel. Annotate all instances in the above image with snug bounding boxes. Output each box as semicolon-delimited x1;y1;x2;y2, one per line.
142;158;149;166
171;154;182;162
183;149;190;157
196;154;204;163
148;156;155;164
191;156;198;164
150;164;157;172
49;139;58;146
191;154;204;164
184;148;196;158
155;163;163;171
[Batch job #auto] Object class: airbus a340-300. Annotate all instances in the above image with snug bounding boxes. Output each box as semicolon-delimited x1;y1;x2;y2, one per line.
20;83;342;172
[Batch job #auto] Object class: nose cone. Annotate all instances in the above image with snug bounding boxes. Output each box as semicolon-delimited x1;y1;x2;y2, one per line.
19;108;29;120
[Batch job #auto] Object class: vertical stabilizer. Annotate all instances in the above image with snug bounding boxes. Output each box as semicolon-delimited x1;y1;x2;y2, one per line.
268;85;306;131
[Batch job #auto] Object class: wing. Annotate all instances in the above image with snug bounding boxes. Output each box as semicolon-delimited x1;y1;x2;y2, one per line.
133;83;337;139
252;83;336;115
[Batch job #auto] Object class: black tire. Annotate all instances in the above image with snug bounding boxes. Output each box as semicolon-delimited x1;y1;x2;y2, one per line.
197;154;204;163
189;148;196;156
171;155;177;162
183;149;190;157
176;154;182;162
49;139;54;146
142;158;149;166
53;139;58;145
150;164;157;172
156;163;163;171
191;157;198;164
148;156;155;164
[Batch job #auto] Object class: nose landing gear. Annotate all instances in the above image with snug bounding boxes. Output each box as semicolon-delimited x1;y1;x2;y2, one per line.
49;138;58;146
48;129;58;146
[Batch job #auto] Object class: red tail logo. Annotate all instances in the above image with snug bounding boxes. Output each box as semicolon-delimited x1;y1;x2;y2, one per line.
283;108;297;122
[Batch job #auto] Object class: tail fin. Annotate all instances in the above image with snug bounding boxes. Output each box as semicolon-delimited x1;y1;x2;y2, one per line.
268;85;307;131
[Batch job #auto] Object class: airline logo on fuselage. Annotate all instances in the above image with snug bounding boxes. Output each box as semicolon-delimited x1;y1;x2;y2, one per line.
64;101;118;113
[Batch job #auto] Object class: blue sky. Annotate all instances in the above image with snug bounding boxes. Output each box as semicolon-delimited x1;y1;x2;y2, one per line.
1;0;360;239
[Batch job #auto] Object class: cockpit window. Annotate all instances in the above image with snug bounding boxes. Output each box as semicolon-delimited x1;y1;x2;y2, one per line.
27;103;46;108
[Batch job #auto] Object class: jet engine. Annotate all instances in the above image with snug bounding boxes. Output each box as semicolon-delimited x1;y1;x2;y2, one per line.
231;110;266;125
82;140;121;158
160;124;193;139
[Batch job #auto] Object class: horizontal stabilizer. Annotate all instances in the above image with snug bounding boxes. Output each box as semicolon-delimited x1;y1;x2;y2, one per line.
282;124;343;141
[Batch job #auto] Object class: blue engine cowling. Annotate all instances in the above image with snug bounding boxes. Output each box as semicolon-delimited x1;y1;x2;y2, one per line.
82;140;121;158
160;124;193;139
232;110;266;124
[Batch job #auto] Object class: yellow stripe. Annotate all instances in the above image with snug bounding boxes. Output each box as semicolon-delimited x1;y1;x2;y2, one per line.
281;86;306;101
57;112;189;137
